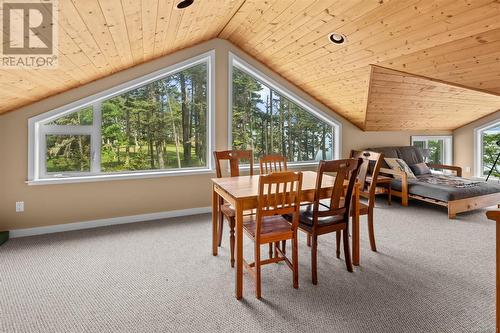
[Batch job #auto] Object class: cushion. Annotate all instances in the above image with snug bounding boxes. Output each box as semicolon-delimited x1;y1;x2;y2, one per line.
398;146;424;165
367;147;399;169
369;147;399;159
320;199;369;216
283;205;345;227
410;162;431;176
390;176;500;201
367;146;424;169
385;158;417;179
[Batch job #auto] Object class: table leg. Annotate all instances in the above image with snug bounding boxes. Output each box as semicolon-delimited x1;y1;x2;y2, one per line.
235;200;243;299
353;185;360;266
212;184;218;256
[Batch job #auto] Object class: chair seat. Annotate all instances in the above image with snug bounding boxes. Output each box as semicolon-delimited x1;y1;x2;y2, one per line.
319;199;369;216
284;205;345;227
220;203;235;218
243;215;292;239
285;199;369;228
220;204;256;219
298;204;345;227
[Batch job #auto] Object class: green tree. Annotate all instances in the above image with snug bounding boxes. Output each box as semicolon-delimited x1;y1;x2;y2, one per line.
100;63;208;172
483;132;500;177
232;67;333;163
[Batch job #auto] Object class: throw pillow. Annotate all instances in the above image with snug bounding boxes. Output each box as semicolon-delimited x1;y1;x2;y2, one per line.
384;158;417;179
410;162;431;176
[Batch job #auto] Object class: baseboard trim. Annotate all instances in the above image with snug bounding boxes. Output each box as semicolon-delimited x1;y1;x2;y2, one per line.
9;206;211;238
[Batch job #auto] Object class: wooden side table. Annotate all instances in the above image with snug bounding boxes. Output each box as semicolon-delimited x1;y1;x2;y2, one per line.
368;175;392;205
486;210;500;333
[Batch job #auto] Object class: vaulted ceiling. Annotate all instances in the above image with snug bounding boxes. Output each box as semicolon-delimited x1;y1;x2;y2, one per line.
365;66;500;130
1;0;500;131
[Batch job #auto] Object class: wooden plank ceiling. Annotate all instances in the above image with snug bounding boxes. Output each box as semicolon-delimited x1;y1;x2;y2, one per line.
365;66;500;131
0;0;246;114
1;0;500;131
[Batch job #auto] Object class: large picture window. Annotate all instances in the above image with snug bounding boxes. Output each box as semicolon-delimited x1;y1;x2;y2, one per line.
29;53;214;183
475;120;500;179
230;54;340;164
411;136;452;165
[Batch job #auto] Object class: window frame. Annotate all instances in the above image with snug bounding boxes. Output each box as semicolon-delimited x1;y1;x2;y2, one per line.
410;135;453;165
474;119;500;179
28;51;216;185
228;52;342;167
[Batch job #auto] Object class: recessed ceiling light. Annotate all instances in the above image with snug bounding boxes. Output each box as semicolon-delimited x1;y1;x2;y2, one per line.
328;33;346;45
176;0;194;9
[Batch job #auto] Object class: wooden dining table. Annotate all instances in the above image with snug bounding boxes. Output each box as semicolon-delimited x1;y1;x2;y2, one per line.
211;170;361;299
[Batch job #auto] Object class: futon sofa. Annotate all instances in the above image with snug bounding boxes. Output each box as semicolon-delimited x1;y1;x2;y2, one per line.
367;146;500;219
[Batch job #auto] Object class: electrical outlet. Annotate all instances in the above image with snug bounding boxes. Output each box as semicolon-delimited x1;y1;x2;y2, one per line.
465;166;471;173
15;201;24;212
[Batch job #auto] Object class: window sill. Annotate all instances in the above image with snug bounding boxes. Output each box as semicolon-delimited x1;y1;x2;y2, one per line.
474;176;500;183
27;168;215;185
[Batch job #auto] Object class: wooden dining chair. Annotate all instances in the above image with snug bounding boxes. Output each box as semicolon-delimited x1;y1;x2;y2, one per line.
259;154;287;174
260;154;288;254
291;159;361;284
213;150;254;267
242;171;303;299
335;150;383;255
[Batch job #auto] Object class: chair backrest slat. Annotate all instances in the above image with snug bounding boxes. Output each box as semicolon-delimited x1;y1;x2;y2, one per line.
256;172;303;239
312;159;362;225
259;155;287;174
213;150;254;178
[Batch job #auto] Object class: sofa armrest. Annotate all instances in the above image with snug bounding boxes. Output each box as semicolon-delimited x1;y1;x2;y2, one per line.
379;168;408;206
380;167;403;177
427;163;462;177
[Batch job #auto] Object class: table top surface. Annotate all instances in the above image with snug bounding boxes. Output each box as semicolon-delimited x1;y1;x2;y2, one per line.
212;170;339;200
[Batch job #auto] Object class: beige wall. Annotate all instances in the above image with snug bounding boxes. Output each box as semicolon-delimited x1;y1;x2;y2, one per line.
454;110;500;178
0;38;450;231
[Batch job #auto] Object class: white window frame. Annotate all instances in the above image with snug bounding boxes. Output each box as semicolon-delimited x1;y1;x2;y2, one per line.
410;135;453;165
28;51;216;185
474;119;500;179
228;52;341;167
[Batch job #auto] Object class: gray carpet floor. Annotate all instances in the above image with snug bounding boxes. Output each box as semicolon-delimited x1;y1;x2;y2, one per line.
0;199;495;333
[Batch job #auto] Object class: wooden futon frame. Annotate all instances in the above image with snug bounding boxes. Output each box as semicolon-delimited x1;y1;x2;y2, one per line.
379;164;500;219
